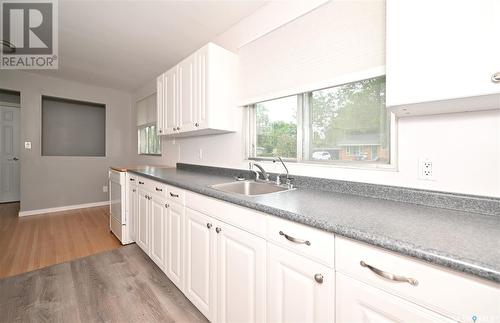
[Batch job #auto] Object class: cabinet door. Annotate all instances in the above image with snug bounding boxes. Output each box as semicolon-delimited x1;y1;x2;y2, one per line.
195;47;208;129
336;273;456;323
184;208;216;321
267;244;334;323
156;74;164;135
178;55;196;133
163;67;178;135
128;184;138;241
216;221;266;323
150;194;166;269
137;189;150;254
165;201;184;290
387;0;500;107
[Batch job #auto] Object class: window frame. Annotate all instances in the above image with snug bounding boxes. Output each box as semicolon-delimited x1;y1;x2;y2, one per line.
137;123;162;156
245;76;398;170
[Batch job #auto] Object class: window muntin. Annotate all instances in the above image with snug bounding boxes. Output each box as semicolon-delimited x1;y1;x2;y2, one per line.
248;76;390;166
138;124;161;155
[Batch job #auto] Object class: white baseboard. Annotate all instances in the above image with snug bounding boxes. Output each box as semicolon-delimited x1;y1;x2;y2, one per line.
18;201;109;217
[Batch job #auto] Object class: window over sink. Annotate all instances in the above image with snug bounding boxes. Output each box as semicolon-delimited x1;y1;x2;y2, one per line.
246;75;393;167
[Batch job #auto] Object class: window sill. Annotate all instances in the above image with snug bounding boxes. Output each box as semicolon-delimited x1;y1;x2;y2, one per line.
246;158;398;172
138;153;162;157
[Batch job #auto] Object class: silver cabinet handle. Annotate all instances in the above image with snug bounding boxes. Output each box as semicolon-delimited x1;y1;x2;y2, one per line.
129;178;135;181
195;122;199;127
8;157;19;161
164;203;169;208
492;72;500;83
138;181;144;185
207;223;212;229
215;227;221;234
170;192;179;198
279;231;311;246
172;127;176;131
176;126;180;130
360;261;418;286
314;274;324;284
132;189;136;193
155;187;163;192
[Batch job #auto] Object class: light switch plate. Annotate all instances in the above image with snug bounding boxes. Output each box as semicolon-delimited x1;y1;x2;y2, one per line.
24;141;32;149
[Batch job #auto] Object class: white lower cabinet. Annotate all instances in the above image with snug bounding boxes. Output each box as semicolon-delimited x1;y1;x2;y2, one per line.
164;201;184;290
127;180;138;241
150;194;166;269
184;207;216;321
128;175;498;323
336;273;455;323
137;188;150;254
267;243;335;323
216;220;266;323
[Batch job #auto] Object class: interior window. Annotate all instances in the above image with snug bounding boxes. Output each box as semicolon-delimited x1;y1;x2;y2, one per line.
248;75;390;166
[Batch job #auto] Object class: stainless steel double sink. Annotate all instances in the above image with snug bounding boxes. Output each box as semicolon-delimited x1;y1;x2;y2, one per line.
210;180;294;196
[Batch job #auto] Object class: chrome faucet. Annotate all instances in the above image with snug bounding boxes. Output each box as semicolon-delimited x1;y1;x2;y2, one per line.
273;157;292;188
249;162;269;181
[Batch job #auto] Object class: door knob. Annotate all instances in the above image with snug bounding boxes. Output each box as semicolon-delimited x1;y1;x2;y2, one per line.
8;157;19;161
195;123;199;127
492;72;500;83
206;223;212;229
215;227;221;234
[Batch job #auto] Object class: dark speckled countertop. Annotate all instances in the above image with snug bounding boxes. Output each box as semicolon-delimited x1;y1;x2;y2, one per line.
129;166;500;283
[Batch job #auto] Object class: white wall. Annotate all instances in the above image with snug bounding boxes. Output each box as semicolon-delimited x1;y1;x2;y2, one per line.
133;1;500;198
0;70;133;212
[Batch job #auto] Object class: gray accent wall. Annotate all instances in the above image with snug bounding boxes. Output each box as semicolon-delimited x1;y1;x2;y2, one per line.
0;70;134;212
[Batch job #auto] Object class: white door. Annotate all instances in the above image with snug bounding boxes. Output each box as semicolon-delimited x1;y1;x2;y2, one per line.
267;244;334;323
137;189;150;254
178;55;196;133
164;67;178;135
216;221;266;323
150;194;165;269
184;207;216;321
195;48;208;129
128;184;138;241
0;106;20;203
336;273;456;323
165;201;184;290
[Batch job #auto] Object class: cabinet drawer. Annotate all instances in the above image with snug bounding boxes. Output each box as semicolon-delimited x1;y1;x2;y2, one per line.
185;191;266;238
135;176;167;196
335;237;500;321
266;215;334;268
166;185;185;205
126;173;138;186
336;273;455;323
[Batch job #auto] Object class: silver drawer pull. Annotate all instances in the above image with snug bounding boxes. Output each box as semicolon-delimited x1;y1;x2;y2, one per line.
279;231;311;246
155;187;162;192
170;192;179;198
360;261;418;286
314;273;324;284
138;181;144;185
492;72;500;83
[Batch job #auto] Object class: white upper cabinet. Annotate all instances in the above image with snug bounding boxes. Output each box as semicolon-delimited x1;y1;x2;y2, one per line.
386;0;500;115
157;42;237;137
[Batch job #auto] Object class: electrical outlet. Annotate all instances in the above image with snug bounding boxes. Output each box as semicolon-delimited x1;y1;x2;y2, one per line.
103;185;108;193
24;141;32;149
419;158;433;180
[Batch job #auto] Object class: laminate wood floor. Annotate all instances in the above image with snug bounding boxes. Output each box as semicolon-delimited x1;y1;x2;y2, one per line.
0;244;208;323
0;202;121;278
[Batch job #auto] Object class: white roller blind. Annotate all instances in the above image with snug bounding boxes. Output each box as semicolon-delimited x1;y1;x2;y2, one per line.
136;93;156;126
238;0;385;105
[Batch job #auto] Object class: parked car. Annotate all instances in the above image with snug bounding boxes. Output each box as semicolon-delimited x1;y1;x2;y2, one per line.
312;151;331;160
